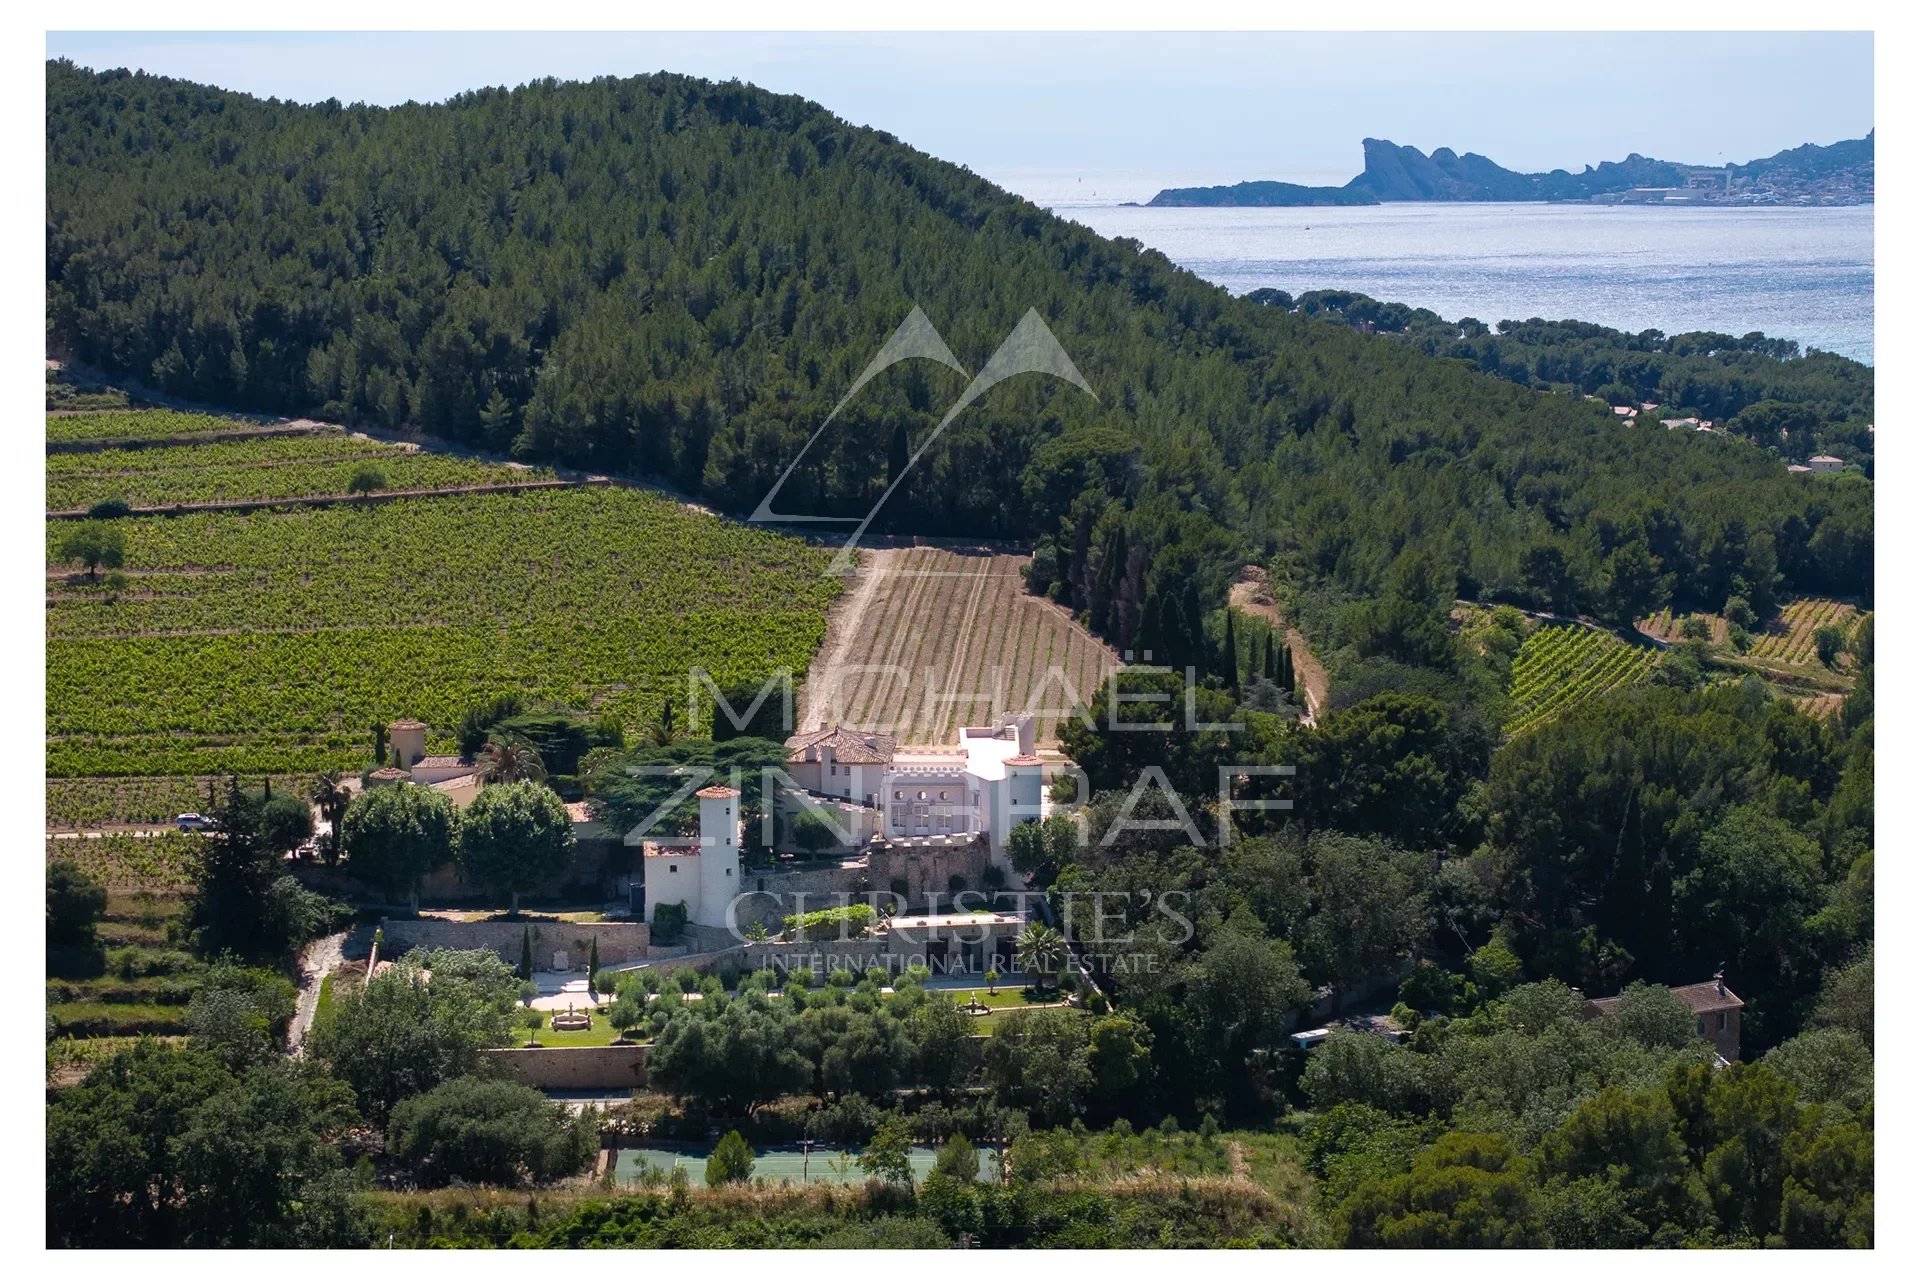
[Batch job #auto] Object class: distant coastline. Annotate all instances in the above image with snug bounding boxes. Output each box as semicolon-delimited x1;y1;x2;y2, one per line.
1144;132;1874;208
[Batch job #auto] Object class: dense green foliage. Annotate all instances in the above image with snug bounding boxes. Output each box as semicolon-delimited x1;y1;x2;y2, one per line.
185;781;344;958
339;781;459;904
456;780;576;909
1303;993;1873;1247
307;949;518;1122
47;1041;362;1247
388;1076;596;1186
47;62;1869;679
1267;288;1875;469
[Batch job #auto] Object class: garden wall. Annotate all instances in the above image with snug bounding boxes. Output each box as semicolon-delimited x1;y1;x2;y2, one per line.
379;918;650;971
482;1044;649;1091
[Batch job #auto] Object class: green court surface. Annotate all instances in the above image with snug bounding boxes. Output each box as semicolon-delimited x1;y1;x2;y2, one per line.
613;1143;1000;1185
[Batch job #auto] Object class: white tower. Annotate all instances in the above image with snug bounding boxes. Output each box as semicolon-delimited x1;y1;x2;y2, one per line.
693;784;741;929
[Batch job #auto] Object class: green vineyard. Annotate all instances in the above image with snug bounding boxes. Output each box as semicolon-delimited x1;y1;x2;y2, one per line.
46;408;286;445
46;434;843;778
43;833;205;890
1504;625;1661;737
47;431;548;509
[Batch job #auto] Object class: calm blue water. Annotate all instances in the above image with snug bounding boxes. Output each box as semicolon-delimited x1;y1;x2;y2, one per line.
1047;200;1874;363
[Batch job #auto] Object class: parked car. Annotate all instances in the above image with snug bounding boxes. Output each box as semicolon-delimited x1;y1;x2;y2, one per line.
175;812;209;831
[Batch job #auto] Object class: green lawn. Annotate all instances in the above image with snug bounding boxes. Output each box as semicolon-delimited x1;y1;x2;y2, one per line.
940;986;1065;1011
970;1005;1089;1037
515;1007;644;1048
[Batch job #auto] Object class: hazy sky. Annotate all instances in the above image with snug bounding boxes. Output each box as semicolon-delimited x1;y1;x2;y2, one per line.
46;31;1874;202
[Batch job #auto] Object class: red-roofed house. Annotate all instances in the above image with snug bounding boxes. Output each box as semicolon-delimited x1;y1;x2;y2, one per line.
1588;972;1744;1063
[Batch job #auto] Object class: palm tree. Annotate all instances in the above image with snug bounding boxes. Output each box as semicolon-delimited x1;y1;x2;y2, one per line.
477;733;547;784
1015;923;1067;991
309;770;352;865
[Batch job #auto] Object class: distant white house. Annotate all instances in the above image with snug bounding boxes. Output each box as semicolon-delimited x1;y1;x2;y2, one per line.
1808;455;1846;473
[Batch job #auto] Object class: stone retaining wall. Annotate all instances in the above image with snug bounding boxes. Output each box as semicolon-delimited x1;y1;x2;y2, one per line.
380;918;651;971
483;1044;649;1091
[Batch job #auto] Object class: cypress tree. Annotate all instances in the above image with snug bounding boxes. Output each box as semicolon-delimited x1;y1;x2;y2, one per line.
519;926;534;980
1222;607;1239;690
588;935;600;983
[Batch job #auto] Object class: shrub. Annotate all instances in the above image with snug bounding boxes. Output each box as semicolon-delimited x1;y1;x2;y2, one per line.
651;900;688;943
1815;624;1849;667
47;859;106;947
705;1130;755;1187
387;1077;596;1186
781;903;875;941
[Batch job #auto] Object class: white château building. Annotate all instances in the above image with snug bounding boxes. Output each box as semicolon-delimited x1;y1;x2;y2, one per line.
781;713;1047;866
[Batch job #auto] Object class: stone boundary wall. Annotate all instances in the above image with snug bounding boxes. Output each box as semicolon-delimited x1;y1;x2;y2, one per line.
483;1044;649;1091
380;918;650;970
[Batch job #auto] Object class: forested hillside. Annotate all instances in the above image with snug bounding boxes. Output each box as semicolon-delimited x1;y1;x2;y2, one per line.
46;61;1870;671
1256;288;1875;471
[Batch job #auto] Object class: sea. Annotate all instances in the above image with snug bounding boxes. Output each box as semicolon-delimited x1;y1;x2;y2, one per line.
1029;187;1874;364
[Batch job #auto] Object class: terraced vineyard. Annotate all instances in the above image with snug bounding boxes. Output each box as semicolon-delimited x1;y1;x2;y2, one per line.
46;408;286;445
1504;625;1661;737
800;546;1120;747
1747;597;1868;667
47;431;549;509
47;484;841;777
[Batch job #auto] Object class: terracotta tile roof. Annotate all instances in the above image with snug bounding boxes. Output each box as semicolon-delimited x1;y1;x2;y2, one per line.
414;754;467;768
367;766;408;781
388;718;427;730
695;784;739;800
784;726;897;764
1665;979;1744;1013
1589;976;1742;1016
1006;755;1043;766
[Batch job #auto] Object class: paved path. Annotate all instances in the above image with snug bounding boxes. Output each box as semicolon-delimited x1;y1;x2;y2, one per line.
288;930;348;1056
